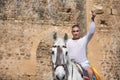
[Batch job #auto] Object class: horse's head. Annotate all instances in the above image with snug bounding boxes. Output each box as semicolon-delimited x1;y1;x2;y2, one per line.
52;32;69;80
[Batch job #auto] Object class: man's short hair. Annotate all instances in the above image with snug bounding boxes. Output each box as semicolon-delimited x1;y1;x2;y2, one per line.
72;24;80;29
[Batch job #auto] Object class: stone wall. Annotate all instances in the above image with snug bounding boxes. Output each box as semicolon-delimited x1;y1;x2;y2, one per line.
0;0;86;25
0;0;120;80
87;0;120;80
0;0;86;80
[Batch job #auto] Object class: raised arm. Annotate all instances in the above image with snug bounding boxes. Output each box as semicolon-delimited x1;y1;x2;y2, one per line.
86;11;96;43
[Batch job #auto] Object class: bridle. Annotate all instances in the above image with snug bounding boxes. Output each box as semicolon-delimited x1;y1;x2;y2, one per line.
52;45;69;80
52;33;84;80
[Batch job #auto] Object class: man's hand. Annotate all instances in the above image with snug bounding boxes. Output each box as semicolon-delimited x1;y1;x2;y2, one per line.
91;11;96;21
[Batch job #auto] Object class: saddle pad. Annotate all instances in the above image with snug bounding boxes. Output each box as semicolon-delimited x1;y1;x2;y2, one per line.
92;66;101;80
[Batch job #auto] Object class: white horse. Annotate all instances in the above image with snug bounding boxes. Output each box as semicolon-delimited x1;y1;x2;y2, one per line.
51;33;84;80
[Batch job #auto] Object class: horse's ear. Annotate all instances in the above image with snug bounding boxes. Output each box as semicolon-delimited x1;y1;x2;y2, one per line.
64;33;68;41
53;32;57;40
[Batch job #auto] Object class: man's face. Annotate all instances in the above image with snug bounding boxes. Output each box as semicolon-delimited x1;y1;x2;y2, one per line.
72;27;80;40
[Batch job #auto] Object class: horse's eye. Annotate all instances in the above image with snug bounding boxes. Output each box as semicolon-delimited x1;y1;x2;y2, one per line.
63;45;66;48
52;51;54;55
53;45;57;48
66;52;68;56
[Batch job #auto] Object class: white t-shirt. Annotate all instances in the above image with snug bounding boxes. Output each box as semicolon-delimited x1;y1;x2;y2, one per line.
66;22;95;65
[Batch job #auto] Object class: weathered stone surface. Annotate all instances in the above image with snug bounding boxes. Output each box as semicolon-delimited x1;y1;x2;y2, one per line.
88;0;120;80
93;5;104;14
0;0;120;80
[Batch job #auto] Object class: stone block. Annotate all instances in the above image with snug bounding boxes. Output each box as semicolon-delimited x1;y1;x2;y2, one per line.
111;8;119;15
93;4;104;14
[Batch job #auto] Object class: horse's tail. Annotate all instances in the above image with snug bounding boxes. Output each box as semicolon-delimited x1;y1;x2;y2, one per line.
91;66;101;80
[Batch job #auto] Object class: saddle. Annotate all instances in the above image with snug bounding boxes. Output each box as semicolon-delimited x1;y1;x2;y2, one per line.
71;60;101;80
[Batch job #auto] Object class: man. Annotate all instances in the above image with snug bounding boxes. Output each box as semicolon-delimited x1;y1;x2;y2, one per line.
66;11;96;80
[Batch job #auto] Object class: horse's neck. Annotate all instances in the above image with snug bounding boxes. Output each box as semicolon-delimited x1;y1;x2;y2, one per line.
67;59;83;80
